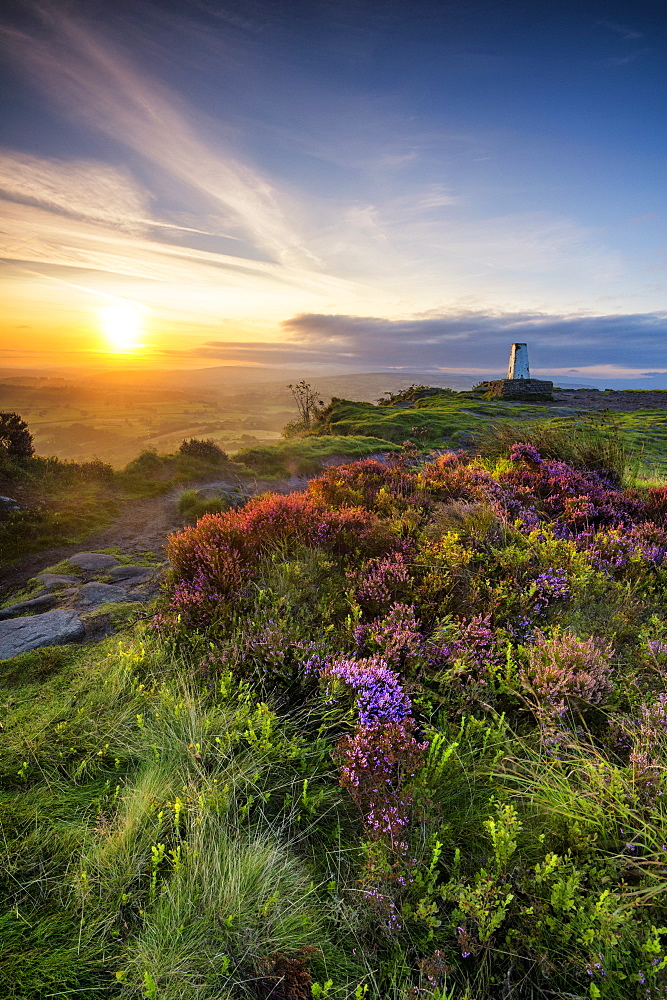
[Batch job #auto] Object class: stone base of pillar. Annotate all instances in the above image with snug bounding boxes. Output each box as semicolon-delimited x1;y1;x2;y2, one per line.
480;379;554;400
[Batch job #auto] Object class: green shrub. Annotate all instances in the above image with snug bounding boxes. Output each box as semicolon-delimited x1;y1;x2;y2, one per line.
0;411;34;458
178;438;228;463
177;488;230;521
234;445;287;477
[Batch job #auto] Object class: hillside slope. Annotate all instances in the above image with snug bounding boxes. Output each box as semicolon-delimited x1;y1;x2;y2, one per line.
4;443;667;998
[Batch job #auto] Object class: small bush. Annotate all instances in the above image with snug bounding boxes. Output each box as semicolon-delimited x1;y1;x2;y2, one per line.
520;630;614;719
177;489;230;521
178;438;228;463
123;448;165;476
234;445;286;477
0;412;34;458
377;384;453;406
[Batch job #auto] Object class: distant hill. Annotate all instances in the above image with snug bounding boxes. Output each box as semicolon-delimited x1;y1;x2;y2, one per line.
4;363;667;399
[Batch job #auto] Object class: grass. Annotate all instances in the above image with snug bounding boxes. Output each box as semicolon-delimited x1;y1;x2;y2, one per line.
234;435;397;478
475;412;631;478
0;634;363;998
310;396;576;449
177;488;231;521
121;820;323;999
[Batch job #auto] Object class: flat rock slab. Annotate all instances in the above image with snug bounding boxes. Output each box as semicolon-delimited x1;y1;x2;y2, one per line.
0;594;58;620
107;565;155;582
36;573;80;588
69;552;120;572
0;496;21;512
0;610;85;659
74;582;129;607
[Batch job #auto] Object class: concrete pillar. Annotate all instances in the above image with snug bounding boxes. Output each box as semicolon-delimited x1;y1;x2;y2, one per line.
507;343;530;380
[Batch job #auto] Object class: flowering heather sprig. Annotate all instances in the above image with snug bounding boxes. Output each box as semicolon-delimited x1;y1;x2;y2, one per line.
509;616;537;643
207;622;330;687
632;522;667;566
432;451;465;468
529;568;571;612
167;548;247;623
363;886;403;932
427;614;501;672
489;487;543;530
509;442;543;464
520;630;614;719
323;648;427;851
350;552;411;610
359;603;426;666
456;925;478;959
642;484;667;522
622;695;667;804
336;720;427;851
323;656;412;726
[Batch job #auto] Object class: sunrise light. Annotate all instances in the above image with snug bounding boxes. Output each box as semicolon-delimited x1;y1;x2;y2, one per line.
101;302;146;352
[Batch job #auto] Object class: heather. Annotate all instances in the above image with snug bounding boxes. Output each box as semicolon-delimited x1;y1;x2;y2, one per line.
7;444;667;998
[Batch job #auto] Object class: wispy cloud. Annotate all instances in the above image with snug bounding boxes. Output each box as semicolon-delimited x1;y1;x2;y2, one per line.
0;149;241;240
0;6;314;269
0;191;365;329
598;19;643;41
0;150;149;231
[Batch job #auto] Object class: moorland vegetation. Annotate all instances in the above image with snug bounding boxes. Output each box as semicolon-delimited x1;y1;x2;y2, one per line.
5;393;667;998
0;415;392;566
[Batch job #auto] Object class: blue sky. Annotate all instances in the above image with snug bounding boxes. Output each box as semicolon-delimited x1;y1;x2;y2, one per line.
0;0;665;382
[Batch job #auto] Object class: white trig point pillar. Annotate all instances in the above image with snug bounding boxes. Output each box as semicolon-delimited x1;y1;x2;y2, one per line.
507;343;530;380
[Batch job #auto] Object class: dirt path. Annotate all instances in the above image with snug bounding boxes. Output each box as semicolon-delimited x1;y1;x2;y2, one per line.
1;453;413;600
1;494;177;599
0;470;320;600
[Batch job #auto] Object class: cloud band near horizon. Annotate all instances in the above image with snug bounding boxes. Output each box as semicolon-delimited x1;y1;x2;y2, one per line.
159;309;667;376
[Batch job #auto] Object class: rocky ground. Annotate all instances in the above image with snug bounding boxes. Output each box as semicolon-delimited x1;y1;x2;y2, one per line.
0;550;162;658
553;388;667;411
0;468;335;660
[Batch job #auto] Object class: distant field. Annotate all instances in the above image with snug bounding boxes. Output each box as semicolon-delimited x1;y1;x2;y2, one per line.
0;381;297;467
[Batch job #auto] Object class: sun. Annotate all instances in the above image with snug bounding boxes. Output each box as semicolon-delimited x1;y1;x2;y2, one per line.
101;302;146;352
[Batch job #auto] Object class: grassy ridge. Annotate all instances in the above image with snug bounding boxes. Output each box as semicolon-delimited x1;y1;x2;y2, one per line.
313;395;667;476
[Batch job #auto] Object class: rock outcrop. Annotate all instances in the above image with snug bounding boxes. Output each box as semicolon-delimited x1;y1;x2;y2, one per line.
0;609;85;658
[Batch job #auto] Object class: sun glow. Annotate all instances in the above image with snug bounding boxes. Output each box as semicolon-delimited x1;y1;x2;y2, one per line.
101;302;146;352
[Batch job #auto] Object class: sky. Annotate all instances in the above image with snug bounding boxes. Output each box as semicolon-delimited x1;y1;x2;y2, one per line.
0;0;665;382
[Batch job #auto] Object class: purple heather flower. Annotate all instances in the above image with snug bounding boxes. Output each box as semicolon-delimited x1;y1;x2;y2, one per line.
509;442;543;464
530;568;571;612
323;656;412;726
